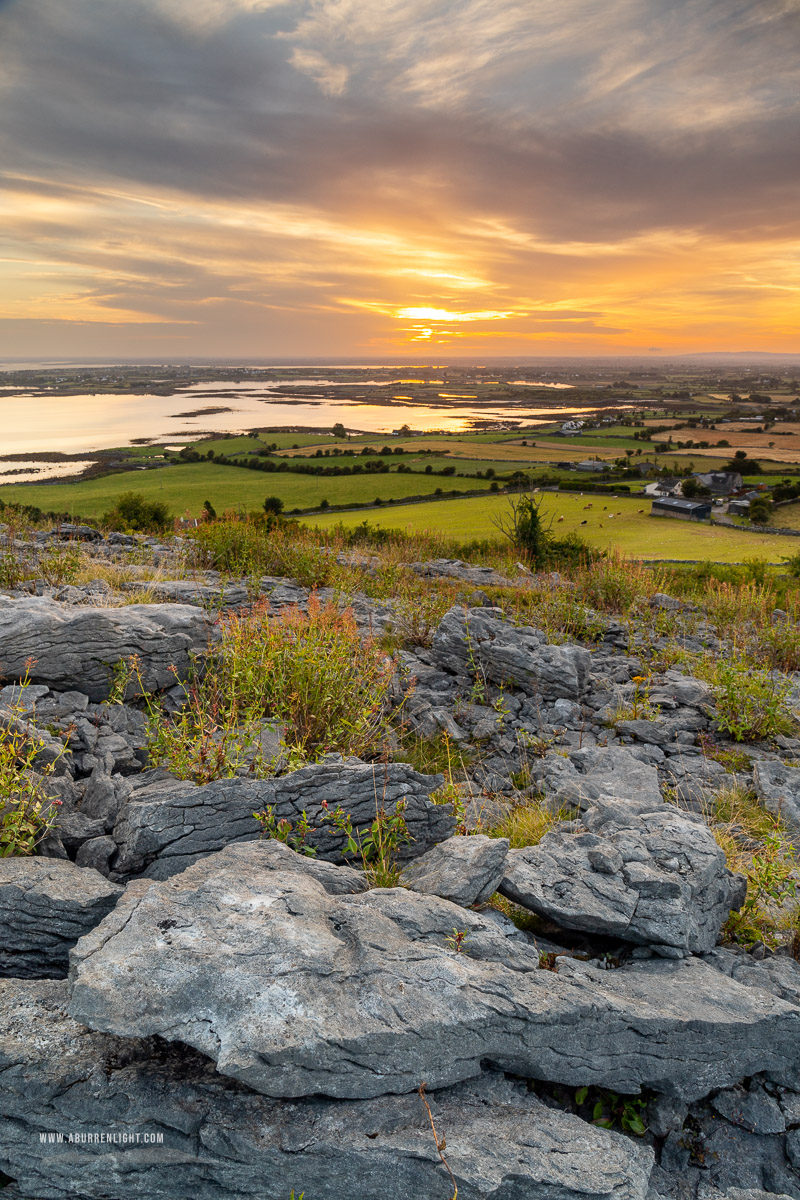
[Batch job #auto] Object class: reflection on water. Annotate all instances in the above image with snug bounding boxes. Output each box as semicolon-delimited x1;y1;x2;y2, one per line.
0;375;613;480
509;380;574;389
0;460;96;485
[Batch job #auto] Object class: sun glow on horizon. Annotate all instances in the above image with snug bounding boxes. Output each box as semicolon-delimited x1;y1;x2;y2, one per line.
396;307;513;322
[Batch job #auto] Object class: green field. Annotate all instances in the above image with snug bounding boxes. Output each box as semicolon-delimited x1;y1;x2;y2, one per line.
306;492;800;562
0;463;491;519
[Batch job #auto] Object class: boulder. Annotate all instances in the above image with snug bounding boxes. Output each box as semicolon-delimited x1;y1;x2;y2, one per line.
0;857;122;978
111;760;451;878
401;834;509;907
0;596;214;701
405;558;516;587
529;745;663;813
431;606;591;700
711;1081;786;1135
704;948;800;1009
68;843;800;1102
52;523;103;543
122;579;251;607
0;979;654;1200
754;760;800;837
499;803;745;955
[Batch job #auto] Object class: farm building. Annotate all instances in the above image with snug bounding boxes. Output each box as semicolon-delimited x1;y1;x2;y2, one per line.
692;471;743;496
651;497;712;522
643;476;681;497
728;499;751;517
576;460;607;472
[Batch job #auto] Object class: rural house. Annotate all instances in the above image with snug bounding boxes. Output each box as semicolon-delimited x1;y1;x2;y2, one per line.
692;471;743;496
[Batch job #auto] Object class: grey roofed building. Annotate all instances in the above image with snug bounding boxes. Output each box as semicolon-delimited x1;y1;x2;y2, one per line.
651;476;681;496
576;460;607;472
728;499;751;517
651;497;712;522
692;471;743;495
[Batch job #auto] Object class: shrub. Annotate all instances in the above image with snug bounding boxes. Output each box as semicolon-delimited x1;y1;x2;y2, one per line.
748;497;772;524
699;656;794;742
139;596;397;780
102;491;172;533
0;684;63;856
574;553;661;614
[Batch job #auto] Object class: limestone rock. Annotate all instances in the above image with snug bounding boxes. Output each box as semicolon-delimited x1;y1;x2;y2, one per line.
68;843;800;1102
754;760;800;838
112;760;451;878
711;1082;787;1135
0;979;654;1200
406;558;515;587
499;805;745;954
0;857;122;978
530;745;664;812
0;595;214;701
431;606;591;699
401;834;509;907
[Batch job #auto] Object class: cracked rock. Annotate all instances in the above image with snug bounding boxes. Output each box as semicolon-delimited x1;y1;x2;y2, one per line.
401;834;509;906
0;978;654;1200
68;842;800;1102
0;857;122;978
499;804;745;954
111;759;451;878
0;596;214;701
431;606;591;700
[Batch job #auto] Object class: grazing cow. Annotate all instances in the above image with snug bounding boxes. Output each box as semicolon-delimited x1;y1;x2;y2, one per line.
580;519;587;525
557;516;564;522
638;509;644;513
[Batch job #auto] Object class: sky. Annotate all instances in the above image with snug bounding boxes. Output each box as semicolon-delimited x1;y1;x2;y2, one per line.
0;0;798;360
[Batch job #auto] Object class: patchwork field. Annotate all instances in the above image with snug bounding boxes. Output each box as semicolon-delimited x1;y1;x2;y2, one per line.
306;492;800;562
0;462;491;519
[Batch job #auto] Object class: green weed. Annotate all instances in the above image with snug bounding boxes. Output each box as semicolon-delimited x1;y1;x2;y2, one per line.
699;655;794;742
0;677;64;856
131;595;397;781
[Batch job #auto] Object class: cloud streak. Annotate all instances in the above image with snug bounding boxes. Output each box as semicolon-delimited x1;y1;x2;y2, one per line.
0;0;797;356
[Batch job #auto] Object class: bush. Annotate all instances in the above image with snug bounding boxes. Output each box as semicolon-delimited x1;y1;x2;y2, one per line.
748;497;772;524
0;683;64;856
700;656;794;742
138;596;397;780
102;491;171;533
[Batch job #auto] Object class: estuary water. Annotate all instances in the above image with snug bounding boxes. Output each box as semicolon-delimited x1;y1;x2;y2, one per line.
0;376;609;481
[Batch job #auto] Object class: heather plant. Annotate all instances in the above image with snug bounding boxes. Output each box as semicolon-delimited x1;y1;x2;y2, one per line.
253;806;317;855
605;675;660;727
253;794;412;887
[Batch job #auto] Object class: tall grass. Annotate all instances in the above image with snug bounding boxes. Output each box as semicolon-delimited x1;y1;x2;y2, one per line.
139;595;397;781
0;676;65;856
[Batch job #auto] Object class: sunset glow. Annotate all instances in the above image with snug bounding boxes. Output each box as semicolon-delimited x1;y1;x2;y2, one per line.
0;0;797;358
